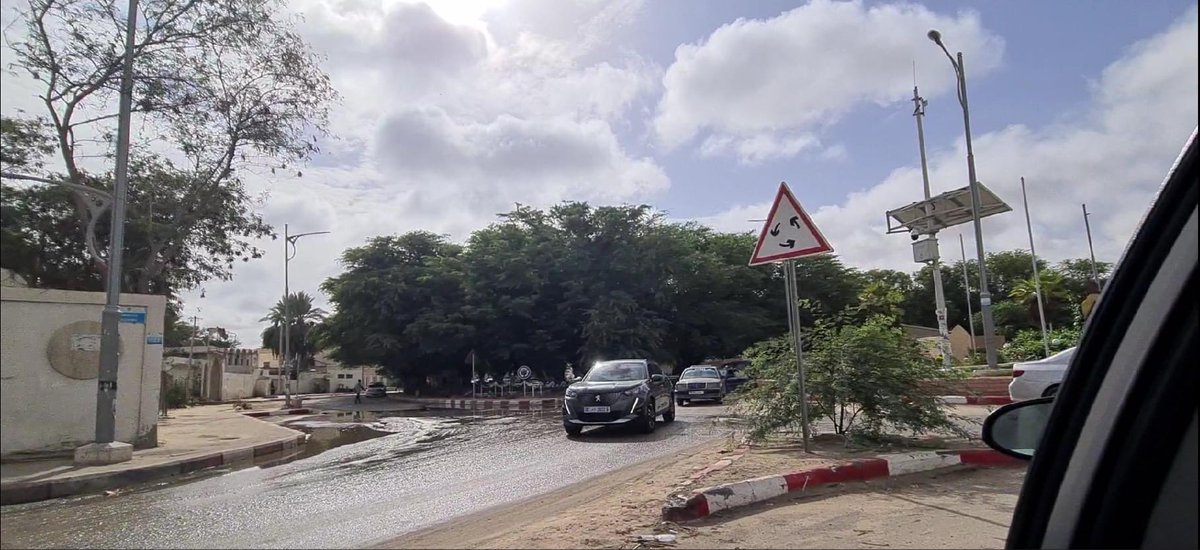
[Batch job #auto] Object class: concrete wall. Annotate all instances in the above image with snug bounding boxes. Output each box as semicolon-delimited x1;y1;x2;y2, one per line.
221;372;259;401
0;287;166;458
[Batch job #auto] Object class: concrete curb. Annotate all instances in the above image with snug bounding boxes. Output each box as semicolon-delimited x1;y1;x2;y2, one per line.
241;408;313;418
0;434;307;506
662;448;1022;522
937;395;1012;405
398;397;562;411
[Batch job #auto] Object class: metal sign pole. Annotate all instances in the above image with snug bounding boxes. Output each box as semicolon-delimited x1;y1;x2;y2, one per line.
784;260;811;452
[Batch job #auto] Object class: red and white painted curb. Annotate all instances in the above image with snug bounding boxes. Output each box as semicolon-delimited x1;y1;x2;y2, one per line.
662;448;1022;522
937;395;1013;405
241;408;313;418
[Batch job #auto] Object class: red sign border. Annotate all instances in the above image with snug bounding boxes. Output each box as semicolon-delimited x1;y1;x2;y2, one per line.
748;182;833;266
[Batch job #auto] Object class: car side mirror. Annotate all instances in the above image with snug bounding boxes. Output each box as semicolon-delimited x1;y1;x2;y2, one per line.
982;397;1055;460
650;374;665;382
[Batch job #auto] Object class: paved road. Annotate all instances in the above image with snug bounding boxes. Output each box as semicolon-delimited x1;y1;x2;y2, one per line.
0;403;734;549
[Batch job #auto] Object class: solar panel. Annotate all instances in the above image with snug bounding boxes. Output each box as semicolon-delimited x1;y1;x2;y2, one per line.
886;182;1012;235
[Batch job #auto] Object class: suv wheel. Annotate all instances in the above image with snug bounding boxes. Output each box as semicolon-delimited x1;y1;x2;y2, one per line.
564;423;582;437
662;398;676;423
639;400;657;434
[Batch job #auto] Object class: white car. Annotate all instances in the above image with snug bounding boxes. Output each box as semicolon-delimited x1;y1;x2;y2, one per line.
1009;346;1076;401
674;365;725;405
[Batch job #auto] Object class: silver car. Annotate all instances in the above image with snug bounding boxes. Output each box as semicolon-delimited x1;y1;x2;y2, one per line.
674;366;725;405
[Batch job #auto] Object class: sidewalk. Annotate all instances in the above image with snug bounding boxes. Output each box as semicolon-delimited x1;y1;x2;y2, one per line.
1;404;307;505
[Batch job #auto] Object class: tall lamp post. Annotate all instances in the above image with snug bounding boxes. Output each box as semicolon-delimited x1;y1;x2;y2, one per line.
281;225;329;405
78;0;139;466
928;29;999;369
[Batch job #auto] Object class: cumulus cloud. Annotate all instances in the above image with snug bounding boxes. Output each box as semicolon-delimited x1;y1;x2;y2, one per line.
168;0;666;339
701;6;1199;276
655;0;1004;162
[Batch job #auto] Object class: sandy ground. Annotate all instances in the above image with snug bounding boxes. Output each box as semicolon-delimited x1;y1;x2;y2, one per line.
677;467;1025;549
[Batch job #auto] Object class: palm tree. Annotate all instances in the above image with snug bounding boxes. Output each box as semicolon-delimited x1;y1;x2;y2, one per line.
1009;271;1070;327
261;292;328;371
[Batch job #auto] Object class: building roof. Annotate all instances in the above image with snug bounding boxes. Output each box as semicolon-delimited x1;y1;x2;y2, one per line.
901;324;942;340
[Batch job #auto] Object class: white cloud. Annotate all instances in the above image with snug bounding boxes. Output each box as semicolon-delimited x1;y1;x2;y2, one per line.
700;6;1199;277
168;0;666;340
654;0;1004;162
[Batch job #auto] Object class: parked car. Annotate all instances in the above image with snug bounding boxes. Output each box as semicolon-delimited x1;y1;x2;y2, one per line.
674;365;725;405
981;130;1196;548
365;382;387;398
1009;346;1076;401
562;359;675;436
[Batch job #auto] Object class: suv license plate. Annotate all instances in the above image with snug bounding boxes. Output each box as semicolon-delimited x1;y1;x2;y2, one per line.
689;390;706;395
583;406;610;413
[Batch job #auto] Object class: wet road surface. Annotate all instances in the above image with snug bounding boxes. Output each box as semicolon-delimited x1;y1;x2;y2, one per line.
0;404;735;549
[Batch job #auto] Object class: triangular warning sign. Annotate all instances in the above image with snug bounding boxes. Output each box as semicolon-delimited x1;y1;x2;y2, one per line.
748;182;833;266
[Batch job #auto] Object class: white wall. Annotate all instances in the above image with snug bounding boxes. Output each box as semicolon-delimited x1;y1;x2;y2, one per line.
0;288;165;458
221;372;259;401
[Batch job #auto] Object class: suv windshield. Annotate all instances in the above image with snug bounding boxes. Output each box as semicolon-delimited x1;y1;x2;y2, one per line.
583;361;647;382
681;368;719;379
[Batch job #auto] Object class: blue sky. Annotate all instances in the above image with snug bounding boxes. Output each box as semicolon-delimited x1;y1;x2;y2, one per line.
636;1;1196;217
2;0;1196;341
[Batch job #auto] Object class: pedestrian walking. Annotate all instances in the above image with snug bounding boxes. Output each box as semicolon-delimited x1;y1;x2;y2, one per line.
354;380;365;404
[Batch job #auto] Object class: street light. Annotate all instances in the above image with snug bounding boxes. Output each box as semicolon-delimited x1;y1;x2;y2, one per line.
928;29;1000;369
281;224;330;405
80;0;139;466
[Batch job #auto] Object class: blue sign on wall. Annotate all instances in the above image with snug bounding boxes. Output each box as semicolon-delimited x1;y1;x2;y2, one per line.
119;310;147;324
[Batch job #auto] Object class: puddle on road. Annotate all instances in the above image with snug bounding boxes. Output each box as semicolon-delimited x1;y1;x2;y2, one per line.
281;408;559;460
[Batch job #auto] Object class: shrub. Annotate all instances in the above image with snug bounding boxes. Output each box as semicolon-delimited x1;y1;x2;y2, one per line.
1002;326;1082;362
740;316;969;442
164;383;191;409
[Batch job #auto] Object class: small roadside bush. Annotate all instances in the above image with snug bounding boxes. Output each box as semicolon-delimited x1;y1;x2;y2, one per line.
164;383;191;409
740;316;969;442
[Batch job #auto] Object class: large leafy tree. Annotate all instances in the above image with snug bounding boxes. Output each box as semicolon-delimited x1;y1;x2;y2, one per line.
1;0;334;293
320;232;474;390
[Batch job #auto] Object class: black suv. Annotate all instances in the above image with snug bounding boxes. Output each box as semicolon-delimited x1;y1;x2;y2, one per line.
562;359;675;436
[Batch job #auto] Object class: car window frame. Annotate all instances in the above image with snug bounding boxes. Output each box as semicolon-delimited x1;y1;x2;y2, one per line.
1005;129;1198;548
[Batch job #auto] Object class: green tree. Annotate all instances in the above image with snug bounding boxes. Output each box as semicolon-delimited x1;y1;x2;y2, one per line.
2;0;334;291
320;232;474;391
260;292;327;371
740;316;968;441
1009;270;1072;328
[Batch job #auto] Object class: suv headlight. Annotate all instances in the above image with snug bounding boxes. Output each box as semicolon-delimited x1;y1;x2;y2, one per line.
621;384;648;396
565;387;578;398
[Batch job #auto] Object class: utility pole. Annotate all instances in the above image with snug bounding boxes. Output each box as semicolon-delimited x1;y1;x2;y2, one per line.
1082;204;1100;286
959;234;977;355
1022;178;1050;356
282;223;291;404
280;226;330;405
78;0;139;466
912;85;953;368
187;314;198;399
